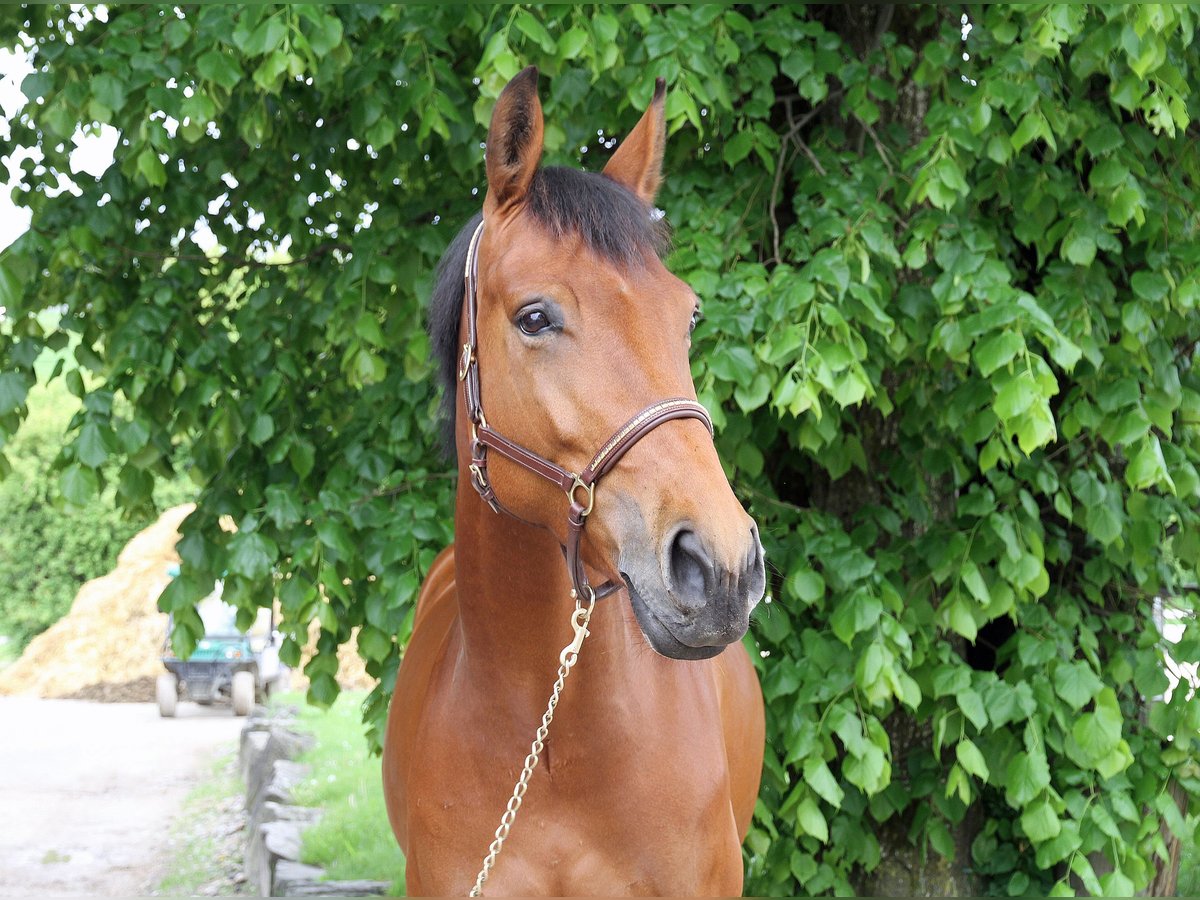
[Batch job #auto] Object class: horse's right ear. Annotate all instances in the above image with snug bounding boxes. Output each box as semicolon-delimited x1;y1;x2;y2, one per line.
484;66;544;217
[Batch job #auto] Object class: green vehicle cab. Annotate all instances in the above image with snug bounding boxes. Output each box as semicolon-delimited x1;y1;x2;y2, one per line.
157;568;287;717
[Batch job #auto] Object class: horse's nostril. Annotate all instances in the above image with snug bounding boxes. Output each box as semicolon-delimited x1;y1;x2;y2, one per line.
669;529;711;611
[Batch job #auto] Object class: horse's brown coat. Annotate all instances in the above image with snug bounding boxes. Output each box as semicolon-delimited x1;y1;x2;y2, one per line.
383;67;765;896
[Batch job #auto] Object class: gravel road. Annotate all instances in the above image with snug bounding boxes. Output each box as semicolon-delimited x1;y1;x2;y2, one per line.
0;696;244;897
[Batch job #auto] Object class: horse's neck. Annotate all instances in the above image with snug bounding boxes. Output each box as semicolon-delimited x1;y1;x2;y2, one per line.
452;487;641;709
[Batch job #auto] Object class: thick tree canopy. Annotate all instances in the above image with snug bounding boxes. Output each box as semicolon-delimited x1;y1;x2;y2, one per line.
2;4;1199;896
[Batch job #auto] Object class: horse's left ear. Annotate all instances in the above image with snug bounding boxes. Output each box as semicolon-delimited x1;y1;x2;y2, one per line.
484;66;544;217
603;78;667;204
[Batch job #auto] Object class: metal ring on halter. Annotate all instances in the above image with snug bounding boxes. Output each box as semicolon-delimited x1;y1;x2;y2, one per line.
566;476;594;517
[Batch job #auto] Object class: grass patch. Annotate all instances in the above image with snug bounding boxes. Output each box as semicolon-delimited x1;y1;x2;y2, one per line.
275;691;406;895
157;750;247;896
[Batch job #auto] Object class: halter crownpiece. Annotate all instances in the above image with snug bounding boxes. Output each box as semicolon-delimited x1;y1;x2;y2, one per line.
457;220;714;602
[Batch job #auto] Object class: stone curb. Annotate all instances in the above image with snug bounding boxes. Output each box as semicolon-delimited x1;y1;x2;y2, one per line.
238;710;390;897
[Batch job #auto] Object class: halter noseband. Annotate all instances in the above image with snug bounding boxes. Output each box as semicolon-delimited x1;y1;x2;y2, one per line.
457;220;714;602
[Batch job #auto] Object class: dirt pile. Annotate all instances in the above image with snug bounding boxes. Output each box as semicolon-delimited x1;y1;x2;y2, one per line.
0;505;193;699
0;503;378;700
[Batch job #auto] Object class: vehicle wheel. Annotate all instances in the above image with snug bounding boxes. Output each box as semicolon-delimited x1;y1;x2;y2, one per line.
232;671;255;716
156;673;178;718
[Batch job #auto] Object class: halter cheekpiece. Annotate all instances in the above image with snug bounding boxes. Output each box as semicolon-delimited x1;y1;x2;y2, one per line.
457;220;714;604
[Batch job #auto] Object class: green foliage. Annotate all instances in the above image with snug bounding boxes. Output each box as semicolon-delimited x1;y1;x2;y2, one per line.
3;4;1200;896
0;375;146;648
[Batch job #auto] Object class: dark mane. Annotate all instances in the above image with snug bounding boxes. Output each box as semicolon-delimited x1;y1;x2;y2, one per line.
427;167;670;453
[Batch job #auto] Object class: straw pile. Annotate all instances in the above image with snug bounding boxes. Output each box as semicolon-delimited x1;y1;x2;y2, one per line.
295;623;376;693
0;502;376;701
0;504;193;701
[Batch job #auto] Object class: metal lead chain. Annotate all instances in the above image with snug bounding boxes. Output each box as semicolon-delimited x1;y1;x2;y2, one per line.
469;587;596;897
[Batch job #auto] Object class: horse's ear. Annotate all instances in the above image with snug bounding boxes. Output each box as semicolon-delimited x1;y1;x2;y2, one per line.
602;78;667;204
484;66;544;217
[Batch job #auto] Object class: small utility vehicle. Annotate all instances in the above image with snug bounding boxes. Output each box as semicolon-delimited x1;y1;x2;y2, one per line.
157;574;286;717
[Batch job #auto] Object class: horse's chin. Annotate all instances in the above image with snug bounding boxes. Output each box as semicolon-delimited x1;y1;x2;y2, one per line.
621;574;729;661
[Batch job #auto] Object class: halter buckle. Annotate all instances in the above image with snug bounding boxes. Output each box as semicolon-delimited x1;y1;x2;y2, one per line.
458;342;474;381
566;475;595;517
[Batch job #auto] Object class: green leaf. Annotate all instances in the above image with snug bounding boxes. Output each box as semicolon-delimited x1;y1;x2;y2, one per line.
1126;435;1172;491
734;372;772;412
945;596;978;642
1131;270;1169;302
0;261;22;309
136;148;166;188
198;49;243;90
708;345;758;382
1085;498;1123;546
308;13;343;57
957;688;988;730
1072;687;1123;758
960;561;990;606
830;590;882;645
1061;228;1097;266
973;330;1024;376
955;738;990;781
76;421;110;468
317;519;355;561
290;439;315;479
265;485;303;528
248;413;275;446
723;131;754;167
357;625;392;661
803;758;844;809
513;9;556;53
557;27;589;60
1098;870;1135;897
1021;797;1061;842
1053;660;1102;711
593;13;619;44
994;373;1037;421
796;797;829;843
1005;750;1050;807
0;371;30;414
316;602;340;638
228;532;278;580
786;567;825;605
59;464;98;506
244;14;288;55
91;72;127;112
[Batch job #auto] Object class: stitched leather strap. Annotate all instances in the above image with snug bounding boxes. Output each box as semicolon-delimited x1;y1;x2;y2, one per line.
477;425;576;493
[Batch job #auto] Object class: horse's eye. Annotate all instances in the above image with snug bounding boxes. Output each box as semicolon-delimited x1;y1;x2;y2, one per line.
516;308;553;336
689;307;702;334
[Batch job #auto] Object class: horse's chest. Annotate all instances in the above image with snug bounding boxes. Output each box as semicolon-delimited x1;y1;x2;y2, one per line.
409;695;740;895
414;774;739;896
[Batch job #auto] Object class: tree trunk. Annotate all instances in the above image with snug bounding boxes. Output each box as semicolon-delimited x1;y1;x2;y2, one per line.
815;6;984;895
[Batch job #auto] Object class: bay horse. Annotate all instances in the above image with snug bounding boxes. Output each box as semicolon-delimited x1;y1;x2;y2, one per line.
383;67;766;896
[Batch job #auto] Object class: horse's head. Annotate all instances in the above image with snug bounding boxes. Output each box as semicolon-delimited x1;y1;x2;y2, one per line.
434;67;765;660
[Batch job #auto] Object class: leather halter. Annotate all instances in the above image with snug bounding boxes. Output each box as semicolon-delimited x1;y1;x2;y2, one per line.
457;220;714;602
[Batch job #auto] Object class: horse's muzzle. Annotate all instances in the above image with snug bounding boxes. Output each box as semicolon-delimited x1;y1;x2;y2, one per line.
620;521;765;661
